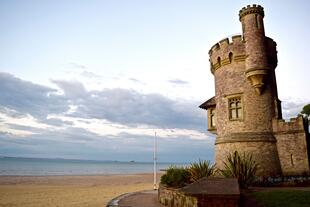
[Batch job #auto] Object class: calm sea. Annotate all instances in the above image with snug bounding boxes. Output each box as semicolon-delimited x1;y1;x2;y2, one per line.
0;157;186;176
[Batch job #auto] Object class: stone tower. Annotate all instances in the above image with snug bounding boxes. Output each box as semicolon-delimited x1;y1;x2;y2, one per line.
200;5;310;176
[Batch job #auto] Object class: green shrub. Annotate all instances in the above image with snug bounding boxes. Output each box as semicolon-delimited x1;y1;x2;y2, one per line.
188;159;215;182
160;165;191;188
220;151;258;189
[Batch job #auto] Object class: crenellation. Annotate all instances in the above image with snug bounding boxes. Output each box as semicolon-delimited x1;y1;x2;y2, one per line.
239;4;265;20
209;35;244;55
232;35;242;43
209;33;276;73
290;117;298;122
274;116;310;175
273;116;305;134
209;35;246;74
209;43;220;55
219;38;229;47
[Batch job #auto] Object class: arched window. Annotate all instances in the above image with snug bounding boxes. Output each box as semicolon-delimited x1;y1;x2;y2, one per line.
242;22;246;38
290;154;294;166
210;108;216;128
217;57;221;66
255;14;260;28
229;52;233;63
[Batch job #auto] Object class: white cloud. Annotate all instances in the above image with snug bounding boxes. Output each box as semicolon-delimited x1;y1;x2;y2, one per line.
281;97;309;119
0;72;214;161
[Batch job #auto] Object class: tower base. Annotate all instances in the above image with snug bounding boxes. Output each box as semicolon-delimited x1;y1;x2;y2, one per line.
215;132;282;177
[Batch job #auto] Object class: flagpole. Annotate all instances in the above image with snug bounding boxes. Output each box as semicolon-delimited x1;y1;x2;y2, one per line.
153;131;157;190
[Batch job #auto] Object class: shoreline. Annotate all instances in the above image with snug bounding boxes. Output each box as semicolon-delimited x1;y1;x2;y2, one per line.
0;173;161;206
0;172;157;177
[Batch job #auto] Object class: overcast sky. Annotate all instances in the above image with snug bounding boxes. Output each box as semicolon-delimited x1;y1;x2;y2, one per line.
0;0;309;162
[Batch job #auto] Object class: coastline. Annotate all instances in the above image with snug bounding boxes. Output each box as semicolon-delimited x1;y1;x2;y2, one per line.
0;173;161;207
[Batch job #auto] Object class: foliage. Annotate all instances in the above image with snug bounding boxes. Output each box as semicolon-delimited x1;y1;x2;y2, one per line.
160;166;191;188
187;159;215;182
220;151;258;189
252;190;310;207
300;104;310;124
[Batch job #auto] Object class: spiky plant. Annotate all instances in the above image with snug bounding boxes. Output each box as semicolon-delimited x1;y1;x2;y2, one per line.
187;159;215;182
220;151;258;189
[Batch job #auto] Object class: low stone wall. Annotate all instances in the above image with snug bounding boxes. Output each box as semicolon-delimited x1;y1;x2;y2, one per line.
159;186;197;207
159;178;240;207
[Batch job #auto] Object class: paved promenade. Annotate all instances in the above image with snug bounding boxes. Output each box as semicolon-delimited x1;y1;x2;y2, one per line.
107;190;164;207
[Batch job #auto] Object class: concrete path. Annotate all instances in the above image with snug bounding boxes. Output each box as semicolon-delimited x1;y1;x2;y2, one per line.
107;190;165;207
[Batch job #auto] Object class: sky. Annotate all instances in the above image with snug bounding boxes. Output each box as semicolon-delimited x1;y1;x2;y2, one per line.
0;0;309;162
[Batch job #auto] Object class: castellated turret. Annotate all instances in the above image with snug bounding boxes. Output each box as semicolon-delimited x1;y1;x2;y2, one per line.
200;5;310;176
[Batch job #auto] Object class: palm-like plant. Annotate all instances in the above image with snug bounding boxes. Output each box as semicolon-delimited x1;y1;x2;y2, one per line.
188;159;215;182
220;151;258;189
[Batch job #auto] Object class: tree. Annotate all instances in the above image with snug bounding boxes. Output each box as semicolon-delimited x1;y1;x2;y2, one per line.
300;104;310;124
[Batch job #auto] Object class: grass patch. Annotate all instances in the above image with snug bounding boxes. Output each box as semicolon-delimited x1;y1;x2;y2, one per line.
252;190;310;207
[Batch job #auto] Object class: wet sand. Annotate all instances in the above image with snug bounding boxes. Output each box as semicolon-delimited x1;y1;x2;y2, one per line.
0;173;158;207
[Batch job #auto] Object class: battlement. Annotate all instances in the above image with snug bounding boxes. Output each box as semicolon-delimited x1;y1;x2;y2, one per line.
209;35;246;74
209;35;244;54
273;116;306;134
239;4;264;20
209;35;277;74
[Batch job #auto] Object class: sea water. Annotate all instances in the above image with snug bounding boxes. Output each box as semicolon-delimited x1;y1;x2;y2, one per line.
0;157;186;176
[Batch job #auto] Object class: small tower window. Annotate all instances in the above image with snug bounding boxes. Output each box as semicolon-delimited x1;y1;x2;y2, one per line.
217;57;221;66
242;22;245;38
290;154;294;166
210;108;216;128
228;96;243;120
255;14;260;29
229;52;233;63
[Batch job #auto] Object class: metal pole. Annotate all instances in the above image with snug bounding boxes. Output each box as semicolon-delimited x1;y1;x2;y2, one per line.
153;132;157;190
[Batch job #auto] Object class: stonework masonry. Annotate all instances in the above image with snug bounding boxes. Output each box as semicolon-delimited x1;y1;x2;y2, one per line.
159;178;240;207
200;4;310;176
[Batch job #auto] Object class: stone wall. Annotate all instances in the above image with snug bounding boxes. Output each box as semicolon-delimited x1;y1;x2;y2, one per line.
159;178;240;207
159;186;198;207
215;141;282;176
273;117;310;175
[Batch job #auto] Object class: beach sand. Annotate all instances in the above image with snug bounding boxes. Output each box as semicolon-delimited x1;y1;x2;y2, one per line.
0;173;159;207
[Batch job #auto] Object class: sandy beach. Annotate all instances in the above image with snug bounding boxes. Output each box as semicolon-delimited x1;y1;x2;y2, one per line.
0;173;158;207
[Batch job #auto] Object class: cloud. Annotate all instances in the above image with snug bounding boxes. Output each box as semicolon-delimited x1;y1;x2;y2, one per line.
128;78;146;85
0;107;27;119
0;128;214;162
0;73;68;120
0;73;206;130
80;71;102;79
51;79;88;99
0;72;213;161
281;98;309;119
44;118;73;127
168;79;189;85
67;88;206;130
69;62;86;69
47;78;205;130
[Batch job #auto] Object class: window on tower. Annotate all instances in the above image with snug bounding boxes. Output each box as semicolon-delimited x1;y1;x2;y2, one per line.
210;108;216;127
207;107;216;131
228;96;243;120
